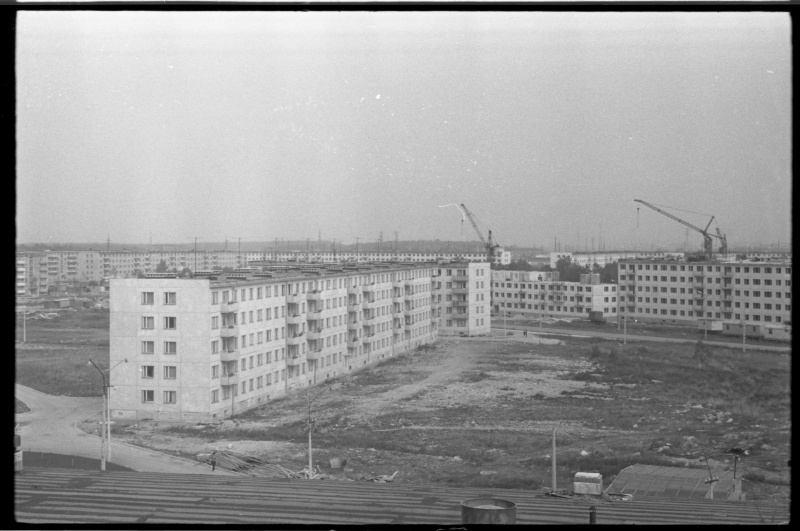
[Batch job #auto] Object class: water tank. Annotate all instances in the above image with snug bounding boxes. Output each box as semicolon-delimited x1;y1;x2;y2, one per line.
461;498;516;524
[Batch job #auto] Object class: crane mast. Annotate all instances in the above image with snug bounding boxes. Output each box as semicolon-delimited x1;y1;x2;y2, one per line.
634;199;726;260
460;203;499;264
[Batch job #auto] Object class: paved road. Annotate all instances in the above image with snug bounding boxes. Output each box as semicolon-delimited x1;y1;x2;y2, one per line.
490;321;790;352
14;384;238;475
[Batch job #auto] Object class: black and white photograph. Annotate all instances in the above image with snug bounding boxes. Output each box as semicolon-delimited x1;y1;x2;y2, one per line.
15;10;790;525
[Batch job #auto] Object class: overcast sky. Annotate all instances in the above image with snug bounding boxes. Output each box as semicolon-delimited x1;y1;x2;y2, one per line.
16;11;791;251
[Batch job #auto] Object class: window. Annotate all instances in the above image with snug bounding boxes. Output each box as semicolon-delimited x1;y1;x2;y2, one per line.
141;292;154;305
141;365;154;378
211;340;219;354
164;292;176;305
212;291;219;305
164;391;176;404
212;365;219;379
164;366;177;379
141;316;155;329
164;341;177;354
164;317;176;330
142;390;154;403
142;341;154;354
211;390;219;403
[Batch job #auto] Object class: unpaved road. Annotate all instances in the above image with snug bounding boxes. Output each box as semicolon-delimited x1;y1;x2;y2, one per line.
15;384;237;475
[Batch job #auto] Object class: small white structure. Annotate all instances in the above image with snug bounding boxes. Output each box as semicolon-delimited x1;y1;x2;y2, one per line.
573;472;603;495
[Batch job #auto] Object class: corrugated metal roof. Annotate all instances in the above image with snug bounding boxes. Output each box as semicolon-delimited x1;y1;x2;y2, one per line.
608;464;736;500
14;468;788;525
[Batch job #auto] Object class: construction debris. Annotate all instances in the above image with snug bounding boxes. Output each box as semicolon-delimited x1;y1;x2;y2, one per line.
358;471;399;483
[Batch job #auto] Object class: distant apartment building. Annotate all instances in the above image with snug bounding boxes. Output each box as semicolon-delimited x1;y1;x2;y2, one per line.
617;259;792;327
17;247;512;297
108;263;439;421
432;262;492;336
549;251;684;269
492;270;618;319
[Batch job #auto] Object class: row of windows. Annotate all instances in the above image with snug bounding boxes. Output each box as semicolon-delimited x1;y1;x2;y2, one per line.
497;303;616;313
141;365;176;379
141;316;176;330
141;341;176;354
142;390;176;403
622;263;791;275
626;275;790;287
630;286;790;299
141;292;176;305
494;283;616;292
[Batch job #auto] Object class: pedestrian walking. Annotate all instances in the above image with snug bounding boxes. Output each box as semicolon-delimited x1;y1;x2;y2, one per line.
211;451;217;472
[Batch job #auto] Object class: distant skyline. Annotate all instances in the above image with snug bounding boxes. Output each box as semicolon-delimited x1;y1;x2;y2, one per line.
16;12;791;251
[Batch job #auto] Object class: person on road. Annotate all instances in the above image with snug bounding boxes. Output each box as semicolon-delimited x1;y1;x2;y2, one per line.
211;451;217;472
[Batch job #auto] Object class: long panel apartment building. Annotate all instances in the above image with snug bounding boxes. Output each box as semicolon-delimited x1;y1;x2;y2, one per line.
109;263;442;421
492;270;619;319
617;259;792;328
16;248;510;296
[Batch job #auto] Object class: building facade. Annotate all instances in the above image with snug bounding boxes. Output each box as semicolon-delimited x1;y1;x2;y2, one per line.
550;251;685;269
492;270;618;319
109;263;440;421
17;248;511;296
432;262;492;336
617;259;792;327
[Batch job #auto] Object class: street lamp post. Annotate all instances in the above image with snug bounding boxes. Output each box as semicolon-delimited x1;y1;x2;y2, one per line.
305;386;331;476
89;358;127;470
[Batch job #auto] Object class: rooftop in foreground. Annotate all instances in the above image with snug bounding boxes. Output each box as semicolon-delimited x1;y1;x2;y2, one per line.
15;468;789;525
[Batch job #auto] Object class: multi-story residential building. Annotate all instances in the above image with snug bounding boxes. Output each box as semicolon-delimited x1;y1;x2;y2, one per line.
432;262;492;336
617;259;792;326
550;251;684;269
108;263;439;421
492;270;618;319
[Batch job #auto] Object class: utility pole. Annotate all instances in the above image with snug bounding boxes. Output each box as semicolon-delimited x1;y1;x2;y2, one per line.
379;231;383;253
356;237;359;262
306;238;310;262
551;425;557;492
394;231;399;261
194;237;197;273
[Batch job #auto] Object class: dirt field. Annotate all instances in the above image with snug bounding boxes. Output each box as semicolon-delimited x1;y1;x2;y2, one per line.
97;334;790;505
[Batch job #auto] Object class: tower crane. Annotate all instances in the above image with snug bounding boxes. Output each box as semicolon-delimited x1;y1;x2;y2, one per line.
460;203;500;264
634;199;727;260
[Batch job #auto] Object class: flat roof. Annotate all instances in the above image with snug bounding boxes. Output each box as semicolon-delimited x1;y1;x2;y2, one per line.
15;468;788;525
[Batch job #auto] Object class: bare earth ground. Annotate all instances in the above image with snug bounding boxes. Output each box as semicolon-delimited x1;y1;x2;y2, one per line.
89;335;790;507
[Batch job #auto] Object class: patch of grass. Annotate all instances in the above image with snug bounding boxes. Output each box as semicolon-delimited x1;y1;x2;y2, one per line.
16;346;108;397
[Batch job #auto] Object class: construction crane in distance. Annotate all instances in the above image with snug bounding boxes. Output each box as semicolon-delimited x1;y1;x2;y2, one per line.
634;199;727;260
460;203;500;265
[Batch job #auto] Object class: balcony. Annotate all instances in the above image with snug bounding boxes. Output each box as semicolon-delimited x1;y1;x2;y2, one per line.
363;284;376;294
452;287;469;295
286;334;305;346
692;291;705;299
220;325;239;338
362;298;378;309
347;321;361;331
347;337;362;348
392;280;405;289
307;290;323;301
453;312;470;320
286;292;303;304
306;348;324;361
220;372;239;386
452;275;469;282
286;313;304;325
286;353;304;366
307;328;322;340
452;300;469;307
347;286;361;295
347;301;362;312
221;300;239;312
